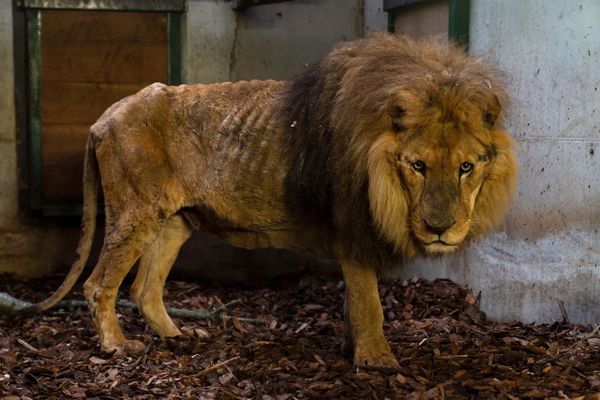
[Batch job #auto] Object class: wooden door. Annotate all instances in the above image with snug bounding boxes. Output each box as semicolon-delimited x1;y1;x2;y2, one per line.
40;10;169;205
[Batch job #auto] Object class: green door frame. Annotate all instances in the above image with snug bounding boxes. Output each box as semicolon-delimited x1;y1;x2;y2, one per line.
383;0;470;49
17;0;184;218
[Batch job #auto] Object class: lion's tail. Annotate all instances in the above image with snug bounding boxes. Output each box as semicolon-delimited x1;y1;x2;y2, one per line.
26;133;99;312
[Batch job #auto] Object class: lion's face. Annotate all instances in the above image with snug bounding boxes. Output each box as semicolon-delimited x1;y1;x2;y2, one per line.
366;94;517;258
398;128;496;254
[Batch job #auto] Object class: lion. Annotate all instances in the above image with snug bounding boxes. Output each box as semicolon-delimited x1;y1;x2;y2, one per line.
25;33;517;370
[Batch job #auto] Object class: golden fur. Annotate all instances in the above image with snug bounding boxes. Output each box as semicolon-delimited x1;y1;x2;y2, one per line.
26;33;517;370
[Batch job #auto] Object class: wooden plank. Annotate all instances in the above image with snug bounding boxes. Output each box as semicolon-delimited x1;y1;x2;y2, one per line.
42;164;84;203
42;123;88;165
41;123;87;204
38;9;170;206
41;81;150;125
42;124;86;204
42;40;168;83
41;10;167;43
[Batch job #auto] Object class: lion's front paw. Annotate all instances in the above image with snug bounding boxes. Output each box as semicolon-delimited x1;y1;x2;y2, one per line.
103;339;147;356
354;348;400;372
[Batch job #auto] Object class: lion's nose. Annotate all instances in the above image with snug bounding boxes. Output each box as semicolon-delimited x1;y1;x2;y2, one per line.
423;218;456;236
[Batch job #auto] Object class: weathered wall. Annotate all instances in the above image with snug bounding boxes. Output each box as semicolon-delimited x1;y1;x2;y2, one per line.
363;0;387;34
0;0;16;227
183;0;365;83
401;0;600;324
392;1;448;42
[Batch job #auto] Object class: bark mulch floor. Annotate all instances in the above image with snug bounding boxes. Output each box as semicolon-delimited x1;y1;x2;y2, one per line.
1;273;600;399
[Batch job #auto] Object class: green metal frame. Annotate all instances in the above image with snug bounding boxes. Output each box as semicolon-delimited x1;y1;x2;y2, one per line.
26;9;42;211
448;0;470;49
384;0;470;49
20;2;184;217
168;12;182;85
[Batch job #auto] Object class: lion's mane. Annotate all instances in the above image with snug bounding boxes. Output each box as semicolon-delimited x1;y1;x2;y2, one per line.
281;33;516;273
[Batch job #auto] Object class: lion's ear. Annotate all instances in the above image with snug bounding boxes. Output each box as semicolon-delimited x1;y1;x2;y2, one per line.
484;94;502;128
389;104;406;132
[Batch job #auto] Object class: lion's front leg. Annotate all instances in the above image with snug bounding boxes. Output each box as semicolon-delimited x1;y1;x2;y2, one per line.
340;260;399;371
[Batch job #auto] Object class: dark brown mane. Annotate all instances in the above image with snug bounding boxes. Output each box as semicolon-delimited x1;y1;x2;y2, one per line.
280;62;335;225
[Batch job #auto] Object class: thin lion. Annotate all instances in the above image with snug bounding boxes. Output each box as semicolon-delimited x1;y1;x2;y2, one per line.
26;33;517;370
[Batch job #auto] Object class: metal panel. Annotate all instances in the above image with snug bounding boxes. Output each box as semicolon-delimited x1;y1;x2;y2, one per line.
230;0;291;11
19;0;185;12
13;4;37;221
168;12;182;85
448;0;469;49
26;9;43;211
383;0;436;12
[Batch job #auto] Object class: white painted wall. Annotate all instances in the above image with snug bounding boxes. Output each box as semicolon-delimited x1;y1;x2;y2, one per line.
402;0;600;324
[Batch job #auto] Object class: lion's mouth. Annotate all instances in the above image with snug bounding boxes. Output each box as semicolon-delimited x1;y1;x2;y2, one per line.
425;239;453;245
423;240;459;254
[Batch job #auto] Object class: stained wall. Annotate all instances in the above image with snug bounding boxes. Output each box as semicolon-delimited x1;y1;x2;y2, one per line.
402;0;600;324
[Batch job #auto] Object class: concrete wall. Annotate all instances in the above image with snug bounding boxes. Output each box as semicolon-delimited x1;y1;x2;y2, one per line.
401;0;600;324
392;1;448;43
183;0;365;84
363;0;387;34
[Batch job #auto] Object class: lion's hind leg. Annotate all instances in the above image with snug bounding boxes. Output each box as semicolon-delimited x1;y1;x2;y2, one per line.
131;214;192;338
83;212;164;356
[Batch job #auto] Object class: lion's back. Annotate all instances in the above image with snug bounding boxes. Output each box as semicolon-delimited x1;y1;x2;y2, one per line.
90;79;295;232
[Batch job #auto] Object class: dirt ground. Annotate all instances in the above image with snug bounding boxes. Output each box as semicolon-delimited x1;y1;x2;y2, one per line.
1;273;600;399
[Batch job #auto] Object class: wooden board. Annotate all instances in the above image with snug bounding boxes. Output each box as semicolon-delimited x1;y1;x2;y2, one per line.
42;41;168;84
43;165;86;204
41;82;150;124
42;10;167;43
39;10;168;205
42;124;88;164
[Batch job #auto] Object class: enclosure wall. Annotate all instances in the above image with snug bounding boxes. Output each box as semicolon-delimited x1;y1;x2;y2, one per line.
402;0;600;324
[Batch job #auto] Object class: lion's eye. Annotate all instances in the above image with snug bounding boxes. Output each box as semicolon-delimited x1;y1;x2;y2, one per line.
412;160;426;173
460;162;474;175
